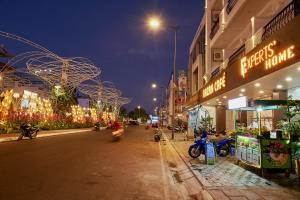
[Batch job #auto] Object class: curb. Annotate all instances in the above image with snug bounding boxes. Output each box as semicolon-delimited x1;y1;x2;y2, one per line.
161;132;215;200
0;128;103;143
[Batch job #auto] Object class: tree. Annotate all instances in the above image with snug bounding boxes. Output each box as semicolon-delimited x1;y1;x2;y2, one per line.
128;108;149;121
119;107;128;118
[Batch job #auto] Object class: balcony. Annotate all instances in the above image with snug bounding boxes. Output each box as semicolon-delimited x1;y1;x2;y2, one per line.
210;18;220;39
211;66;220;79
227;44;245;66
226;0;239;14
262;0;300;41
210;0;270;49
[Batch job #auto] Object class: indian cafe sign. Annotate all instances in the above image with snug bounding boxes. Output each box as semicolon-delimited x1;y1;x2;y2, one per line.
241;40;295;78
202;72;226;98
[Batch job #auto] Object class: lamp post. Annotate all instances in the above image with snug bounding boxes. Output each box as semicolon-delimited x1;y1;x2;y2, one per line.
147;17;179;140
137;105;141;119
151;83;166;127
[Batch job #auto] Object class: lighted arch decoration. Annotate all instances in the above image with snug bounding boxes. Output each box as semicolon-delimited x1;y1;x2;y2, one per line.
0;31;101;94
78;79;131;115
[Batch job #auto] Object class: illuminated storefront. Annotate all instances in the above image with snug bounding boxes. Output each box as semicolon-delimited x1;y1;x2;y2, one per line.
186;12;300;133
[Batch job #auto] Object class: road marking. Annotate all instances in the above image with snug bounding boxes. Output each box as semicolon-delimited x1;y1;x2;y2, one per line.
158;141;170;200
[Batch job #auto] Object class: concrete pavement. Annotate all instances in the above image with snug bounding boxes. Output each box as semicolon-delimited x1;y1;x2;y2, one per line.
162;129;300;200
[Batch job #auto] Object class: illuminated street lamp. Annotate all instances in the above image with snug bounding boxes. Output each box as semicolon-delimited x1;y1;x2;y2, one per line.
151;83;157;89
147;17;161;30
147;16;179;139
137;105;141;119
153;97;157;102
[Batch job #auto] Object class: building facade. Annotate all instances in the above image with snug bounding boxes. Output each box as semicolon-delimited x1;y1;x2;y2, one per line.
187;0;300;133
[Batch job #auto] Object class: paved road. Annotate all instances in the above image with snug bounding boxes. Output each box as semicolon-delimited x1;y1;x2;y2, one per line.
0;126;180;200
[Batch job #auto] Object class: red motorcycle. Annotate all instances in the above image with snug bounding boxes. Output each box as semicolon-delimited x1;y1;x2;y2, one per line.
111;121;124;141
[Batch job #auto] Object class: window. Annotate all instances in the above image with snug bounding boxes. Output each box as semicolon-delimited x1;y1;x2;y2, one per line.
193;69;199;92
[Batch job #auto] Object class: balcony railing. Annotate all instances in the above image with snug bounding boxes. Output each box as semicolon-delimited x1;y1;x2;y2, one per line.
228;44;245;66
226;0;239;14
211;66;220;79
210;18;220;39
262;0;300;41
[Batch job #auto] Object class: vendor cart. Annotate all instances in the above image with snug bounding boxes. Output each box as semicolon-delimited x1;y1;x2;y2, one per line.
229;99;300;174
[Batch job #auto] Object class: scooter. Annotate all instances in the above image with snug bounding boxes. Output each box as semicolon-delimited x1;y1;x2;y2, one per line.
188;129;208;158
214;137;235;157
154;128;162;142
17;123;39;141
111;121;123;141
174;125;185;133
93;122;101;131
188;129;235;158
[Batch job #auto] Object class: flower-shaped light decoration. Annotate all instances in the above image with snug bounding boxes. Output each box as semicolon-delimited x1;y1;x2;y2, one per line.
78;79;131;115
0;31;101;95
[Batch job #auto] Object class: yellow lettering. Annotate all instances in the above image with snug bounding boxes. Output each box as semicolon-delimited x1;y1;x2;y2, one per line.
272;55;278;66
242;41;296;77
265;59;272;69
287;46;295;58
203;73;226;98
241;57;247;78
278;50;287;63
267;43;274;57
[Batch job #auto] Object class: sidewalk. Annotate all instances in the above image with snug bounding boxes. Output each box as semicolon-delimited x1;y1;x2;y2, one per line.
162;129;300;200
0;127;105;143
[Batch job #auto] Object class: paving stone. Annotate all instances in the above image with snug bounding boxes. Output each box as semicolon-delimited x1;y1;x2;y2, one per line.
230;197;248;200
208;189;230;200
240;190;263;200
222;188;243;197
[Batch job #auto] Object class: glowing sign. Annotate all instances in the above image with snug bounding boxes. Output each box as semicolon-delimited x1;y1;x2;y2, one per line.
228;96;247;109
203;72;226;98
241;40;295;78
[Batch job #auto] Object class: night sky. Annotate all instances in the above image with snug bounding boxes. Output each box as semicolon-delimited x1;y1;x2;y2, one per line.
0;0;204;114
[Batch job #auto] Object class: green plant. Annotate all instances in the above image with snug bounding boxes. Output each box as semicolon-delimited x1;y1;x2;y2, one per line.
278;97;300;139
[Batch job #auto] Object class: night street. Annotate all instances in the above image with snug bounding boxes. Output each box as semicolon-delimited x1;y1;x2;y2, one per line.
0;127;180;200
2;1;300;199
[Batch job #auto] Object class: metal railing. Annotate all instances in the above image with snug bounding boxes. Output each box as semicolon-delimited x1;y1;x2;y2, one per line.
211;66;220;79
210;18;220;39
228;44;245;66
226;0;239;14
262;0;300;41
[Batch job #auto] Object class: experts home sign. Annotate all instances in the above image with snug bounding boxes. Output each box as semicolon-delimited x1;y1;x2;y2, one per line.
241;40;295;78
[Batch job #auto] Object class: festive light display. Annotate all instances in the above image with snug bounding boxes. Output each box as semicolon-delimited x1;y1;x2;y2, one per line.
90;108;98;122
71;105;85;123
0;89;14;116
0;31;101;95
0;31;130;129
78;79;131;115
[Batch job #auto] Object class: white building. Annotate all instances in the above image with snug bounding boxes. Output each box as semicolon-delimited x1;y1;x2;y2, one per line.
187;0;300;133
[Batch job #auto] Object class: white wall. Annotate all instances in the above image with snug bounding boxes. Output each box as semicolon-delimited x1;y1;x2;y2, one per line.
288;87;300;100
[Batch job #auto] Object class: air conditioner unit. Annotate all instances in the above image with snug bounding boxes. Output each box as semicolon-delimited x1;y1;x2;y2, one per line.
213;50;223;61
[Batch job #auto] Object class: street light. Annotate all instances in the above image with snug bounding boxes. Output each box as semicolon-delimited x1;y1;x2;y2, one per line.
151;83;166;127
153;97;157;102
137;105;141;119
147;17;161;30
147;16;179;140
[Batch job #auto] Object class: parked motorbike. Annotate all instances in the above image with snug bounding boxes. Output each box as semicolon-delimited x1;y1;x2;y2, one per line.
188;128;235;158
189;129;208;158
17;123;39;140
154;128;162;142
93;122;101;131
174;125;185;133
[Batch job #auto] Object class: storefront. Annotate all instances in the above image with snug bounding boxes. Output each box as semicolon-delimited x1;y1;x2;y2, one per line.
187;13;300;131
186;13;300;173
